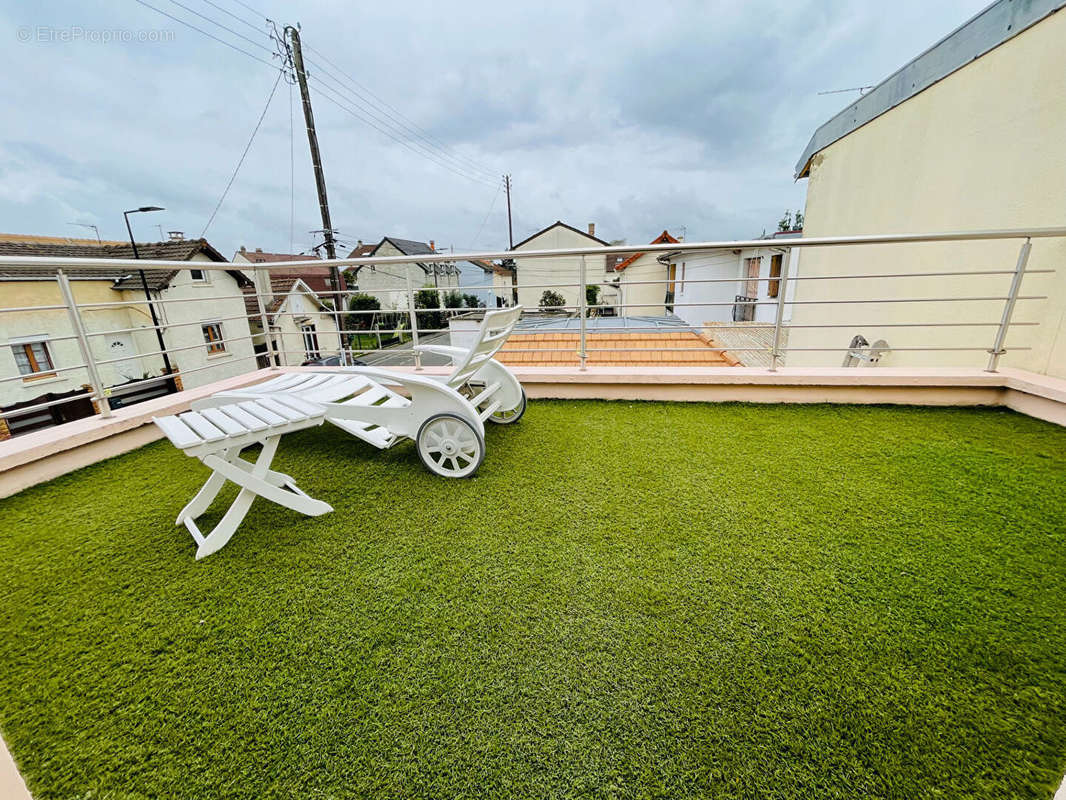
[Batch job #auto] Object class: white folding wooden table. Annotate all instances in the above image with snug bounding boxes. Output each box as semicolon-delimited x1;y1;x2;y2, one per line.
153;396;333;559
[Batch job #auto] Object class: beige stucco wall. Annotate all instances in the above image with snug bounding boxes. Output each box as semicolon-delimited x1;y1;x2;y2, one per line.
512;226;608;311
0;260;256;409
791;8;1066;375
617;253;670;317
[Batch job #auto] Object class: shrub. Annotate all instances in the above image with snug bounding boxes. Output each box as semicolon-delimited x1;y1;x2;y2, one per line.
540;290;565;310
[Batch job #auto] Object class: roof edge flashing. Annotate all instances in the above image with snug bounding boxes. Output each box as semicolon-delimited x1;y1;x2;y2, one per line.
795;0;1066;178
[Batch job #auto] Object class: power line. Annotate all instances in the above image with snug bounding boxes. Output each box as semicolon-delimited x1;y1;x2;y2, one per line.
198;0;269;36
201;69;284;237
307;78;498;187
304;70;498;186
469;181;503;249
302;46;498;180
132;0;281;71
159;0;274;55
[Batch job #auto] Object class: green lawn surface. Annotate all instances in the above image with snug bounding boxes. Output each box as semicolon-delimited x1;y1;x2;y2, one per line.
1;401;1065;799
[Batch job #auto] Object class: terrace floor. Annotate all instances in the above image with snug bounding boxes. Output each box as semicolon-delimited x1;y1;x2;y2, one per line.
1;401;1065;798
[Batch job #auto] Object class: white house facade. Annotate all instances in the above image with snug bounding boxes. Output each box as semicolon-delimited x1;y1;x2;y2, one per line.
347;237;460;311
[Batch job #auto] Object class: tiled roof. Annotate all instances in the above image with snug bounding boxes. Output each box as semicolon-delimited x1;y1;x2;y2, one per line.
237;249;319;263
495;331;739;367
241;276;332;319
379;237;435;257
0;233;127;246
0;238;242;291
346;244;375;258
614;231;680;271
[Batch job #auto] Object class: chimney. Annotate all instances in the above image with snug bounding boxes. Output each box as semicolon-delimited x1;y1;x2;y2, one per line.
429;239;436;251
167;230;184;241
357;239;363;248
239;245;246;253
255;247;263;253
587;223;595;237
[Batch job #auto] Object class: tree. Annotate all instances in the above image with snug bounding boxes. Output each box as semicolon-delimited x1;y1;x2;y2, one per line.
777;209;804;232
540;289;565;310
461;293;484;309
585;284;601;315
347;293;380;331
443;290;463;309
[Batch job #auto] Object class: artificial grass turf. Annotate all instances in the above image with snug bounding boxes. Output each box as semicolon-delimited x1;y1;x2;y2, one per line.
1;402;1065;799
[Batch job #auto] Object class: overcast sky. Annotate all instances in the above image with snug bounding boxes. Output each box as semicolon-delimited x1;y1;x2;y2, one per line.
0;0;990;258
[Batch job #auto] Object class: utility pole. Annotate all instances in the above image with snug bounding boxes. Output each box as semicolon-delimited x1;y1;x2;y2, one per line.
504;174;513;249
503;174;517;305
286;24;347;360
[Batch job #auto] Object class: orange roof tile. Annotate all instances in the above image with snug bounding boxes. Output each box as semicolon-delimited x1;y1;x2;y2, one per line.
496;331;737;367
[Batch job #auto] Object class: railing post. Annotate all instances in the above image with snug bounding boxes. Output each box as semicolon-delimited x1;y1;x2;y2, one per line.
578;255;588;371
985;238;1032;372
56;269;112;418
406;271;422;370
252;265;280;370
769;250;791;372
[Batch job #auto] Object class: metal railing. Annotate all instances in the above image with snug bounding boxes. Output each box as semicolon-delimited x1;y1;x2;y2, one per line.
0;226;1062;434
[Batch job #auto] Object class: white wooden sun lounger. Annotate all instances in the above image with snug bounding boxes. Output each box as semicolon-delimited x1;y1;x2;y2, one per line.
153;396;333;559
193;306;526;478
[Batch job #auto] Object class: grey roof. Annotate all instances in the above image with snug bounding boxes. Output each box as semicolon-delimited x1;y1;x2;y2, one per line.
381;237;435;257
0;238;249;291
795;0;1066;178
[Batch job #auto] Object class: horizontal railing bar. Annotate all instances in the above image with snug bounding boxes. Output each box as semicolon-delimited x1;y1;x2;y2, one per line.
82;313;254;339
0;361;90;385
0;226;1062;271
90;332;259;367
0;391;94;420
609;269;1056;288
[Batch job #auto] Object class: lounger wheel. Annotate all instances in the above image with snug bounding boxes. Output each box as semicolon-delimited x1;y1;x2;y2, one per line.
488;387;526;425
416;413;485;478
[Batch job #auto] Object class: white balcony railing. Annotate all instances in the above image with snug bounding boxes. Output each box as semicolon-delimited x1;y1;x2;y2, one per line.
0;226;1063;436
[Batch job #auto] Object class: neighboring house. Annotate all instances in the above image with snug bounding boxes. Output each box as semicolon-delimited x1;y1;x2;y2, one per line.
670;233;801;329
345;237;461;310
789;0;1066;374
233;246;347;297
614;231;681;317
499;221;614;311
241;277;342;367
0;236;254;436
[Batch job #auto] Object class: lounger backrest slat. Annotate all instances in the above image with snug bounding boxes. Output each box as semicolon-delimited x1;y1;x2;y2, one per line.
446;306;522;388
272;395;326;419
199;407;249;436
154;415;202;449
299;376;371;403
238;400;288;427
256;397;308;422
217;403;270;432
252;373;312;392
178;411;227;443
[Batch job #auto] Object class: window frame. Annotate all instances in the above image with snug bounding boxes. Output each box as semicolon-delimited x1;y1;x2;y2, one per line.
768;254;783;299
189;267;209;283
300;322;320;360
744;256;762;297
201;321;226;355
11;337;56;381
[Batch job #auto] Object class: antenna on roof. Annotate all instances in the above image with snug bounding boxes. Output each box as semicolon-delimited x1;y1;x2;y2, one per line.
67;222;101;243
817;85;875;96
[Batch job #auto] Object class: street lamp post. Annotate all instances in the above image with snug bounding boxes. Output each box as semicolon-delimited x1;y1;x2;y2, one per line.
123;206;174;377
